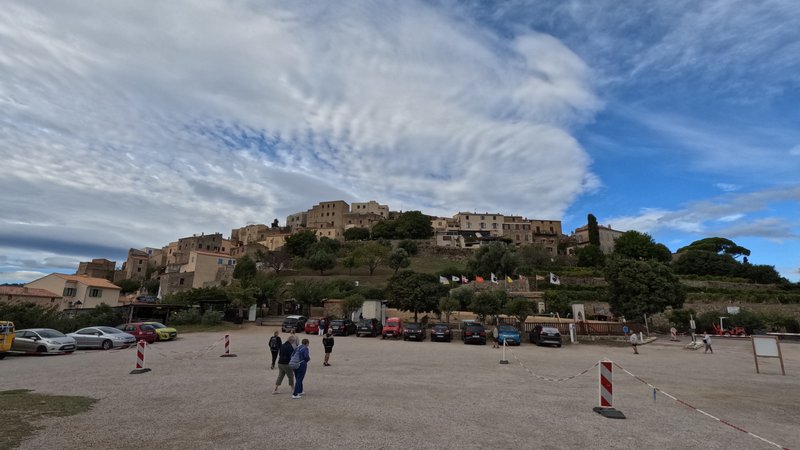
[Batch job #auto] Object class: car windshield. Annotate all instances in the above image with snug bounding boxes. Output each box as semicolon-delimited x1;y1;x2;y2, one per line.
542;328;560;333
331;321;344;326
358;320;372;326
98;326;122;334
498;325;516;332
37;329;65;338
307;320;318;325
147;323;166;329
141;325;155;331
466;325;484;332
406;324;420;330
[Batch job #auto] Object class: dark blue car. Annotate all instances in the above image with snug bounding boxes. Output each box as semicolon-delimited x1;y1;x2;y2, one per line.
496;325;521;346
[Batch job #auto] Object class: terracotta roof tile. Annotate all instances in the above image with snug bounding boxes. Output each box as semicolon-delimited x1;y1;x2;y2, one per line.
55;274;120;289
0;286;61;298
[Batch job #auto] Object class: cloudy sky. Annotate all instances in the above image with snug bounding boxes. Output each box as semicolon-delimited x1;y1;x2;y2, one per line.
1;0;798;283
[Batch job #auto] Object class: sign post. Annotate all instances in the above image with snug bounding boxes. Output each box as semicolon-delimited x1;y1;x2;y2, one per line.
751;336;785;375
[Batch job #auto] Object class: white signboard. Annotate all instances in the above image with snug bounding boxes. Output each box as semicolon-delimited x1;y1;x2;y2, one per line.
572;304;586;323
727;306;741;314
538;302;545;314
751;336;785;375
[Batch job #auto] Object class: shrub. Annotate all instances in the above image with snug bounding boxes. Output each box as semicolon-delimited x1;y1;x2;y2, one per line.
170;309;203;325
201;310;224;326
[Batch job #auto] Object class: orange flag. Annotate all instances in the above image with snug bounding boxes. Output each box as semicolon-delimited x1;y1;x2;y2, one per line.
475;275;485;283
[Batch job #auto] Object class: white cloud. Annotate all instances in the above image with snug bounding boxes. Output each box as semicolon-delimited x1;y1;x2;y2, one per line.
0;271;49;283
715;183;740;192
0;1;600;266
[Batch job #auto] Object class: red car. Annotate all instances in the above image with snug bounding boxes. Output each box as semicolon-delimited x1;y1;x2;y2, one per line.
117;323;158;343
304;317;326;334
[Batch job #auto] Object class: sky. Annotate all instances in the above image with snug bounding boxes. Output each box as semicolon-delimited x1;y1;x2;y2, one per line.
1;0;798;283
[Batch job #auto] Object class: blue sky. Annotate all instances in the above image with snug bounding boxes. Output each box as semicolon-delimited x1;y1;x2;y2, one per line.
1;0;798;283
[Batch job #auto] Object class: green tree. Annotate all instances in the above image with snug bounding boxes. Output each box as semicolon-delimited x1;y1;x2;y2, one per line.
518;245;553;270
251;273;284;310
587;214;600;247
576;245;605;267
370;220;397;240
469;289;506;323
354;241;390;276
114;279;140;294
342;293;366;320
677;237;751;259
291;280;326;316
394;211;433;239
162;286;228;306
466;241;519;277
284;230;318;257
260;248;291;275
397;240;419;256
505;297;533;331
449;286;475;310
143;279;160;295
388;248;411;274
613;231;672;263
341;252;361;275
439;295;459;325
344;227;370;241
672;250;739;277
225;281;258;318
233;255;257;286
605;257;685;320
306;250;336;275
386;271;448;322
310;237;341;255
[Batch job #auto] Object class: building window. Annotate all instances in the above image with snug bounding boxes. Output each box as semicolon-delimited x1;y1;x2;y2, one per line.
480;223;485;229
137;268;141;273
89;288;102;297
492;223;497;229
138;260;143;265
218;258;223;264
63;287;77;297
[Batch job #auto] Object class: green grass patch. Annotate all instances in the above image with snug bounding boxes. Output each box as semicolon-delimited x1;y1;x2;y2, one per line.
0;389;97;449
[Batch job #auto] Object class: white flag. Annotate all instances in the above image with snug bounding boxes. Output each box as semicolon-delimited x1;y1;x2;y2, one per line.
549;272;560;285
490;272;498;284
439;276;449;285
451;275;460;282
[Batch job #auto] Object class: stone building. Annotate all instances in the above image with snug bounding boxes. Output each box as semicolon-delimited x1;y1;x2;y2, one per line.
571;223;624;254
76;258;116;281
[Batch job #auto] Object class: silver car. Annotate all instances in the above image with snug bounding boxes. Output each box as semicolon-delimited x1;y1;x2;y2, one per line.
11;328;77;354
68;326;137;350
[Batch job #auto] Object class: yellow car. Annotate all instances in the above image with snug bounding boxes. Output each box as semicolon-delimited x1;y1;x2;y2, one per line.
1;321;16;359
143;322;178;341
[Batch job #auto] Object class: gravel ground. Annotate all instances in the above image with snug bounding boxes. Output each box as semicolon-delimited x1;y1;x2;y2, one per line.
2;326;798;450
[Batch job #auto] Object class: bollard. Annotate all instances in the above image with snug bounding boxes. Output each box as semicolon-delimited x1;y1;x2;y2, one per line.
499;338;509;364
130;340;151;374
593;359;625;419
220;333;237;357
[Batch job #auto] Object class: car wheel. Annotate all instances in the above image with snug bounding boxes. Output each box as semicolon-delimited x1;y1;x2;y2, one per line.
557;344;562;348
0;353;6;360
37;345;47;353
101;340;113;350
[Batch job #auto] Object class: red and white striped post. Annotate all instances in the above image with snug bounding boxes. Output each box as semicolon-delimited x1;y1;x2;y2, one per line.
594;359;625;418
220;333;237;358
599;360;613;407
130;340;151;374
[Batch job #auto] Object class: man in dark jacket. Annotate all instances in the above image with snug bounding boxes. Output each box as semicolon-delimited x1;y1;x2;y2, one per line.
268;331;282;370
273;335;295;394
322;330;334;366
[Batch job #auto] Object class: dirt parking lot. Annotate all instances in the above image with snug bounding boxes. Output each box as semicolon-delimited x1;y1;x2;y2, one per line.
2;326;798;450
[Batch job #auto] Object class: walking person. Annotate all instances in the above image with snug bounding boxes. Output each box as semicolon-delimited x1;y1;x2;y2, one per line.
629;332;639;354
322;330;334;366
291;338;311;399
318;318;326;336
703;332;713;354
492;325;499;349
273;336;296;394
268;331;282;370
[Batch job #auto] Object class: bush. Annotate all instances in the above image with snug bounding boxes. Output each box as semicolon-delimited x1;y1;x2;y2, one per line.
170;309;203;325
201;311;224;326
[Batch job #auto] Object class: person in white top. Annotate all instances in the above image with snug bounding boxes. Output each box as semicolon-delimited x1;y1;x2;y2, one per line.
703;332;713;353
629;332;639;354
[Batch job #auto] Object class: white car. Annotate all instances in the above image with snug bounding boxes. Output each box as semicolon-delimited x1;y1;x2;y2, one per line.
11;328;77;354
68;326;137;350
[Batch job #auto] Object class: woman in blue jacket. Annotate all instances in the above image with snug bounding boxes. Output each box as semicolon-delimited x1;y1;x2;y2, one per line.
292;338;311;399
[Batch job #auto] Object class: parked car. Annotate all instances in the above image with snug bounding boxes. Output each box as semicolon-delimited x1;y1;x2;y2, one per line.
462;323;487;345
430;323;452;342
68;326;137;350
304;317;325;334
329;319;357;336
382;317;404;339
10;328;76;354
403;323;426;341
117;323;158;343
281;315;307;333
143;322;178;341
0;321;15;359
356;319;382;337
496;325;521;346
530;325;562;347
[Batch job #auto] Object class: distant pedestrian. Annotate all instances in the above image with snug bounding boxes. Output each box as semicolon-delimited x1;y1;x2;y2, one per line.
273;336;296;394
670;327;679;341
703;332;713;354
322;330;334;366
268;331;282;370
492;326;499;348
318;318;325;336
629;332;639;354
291;338;311;399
